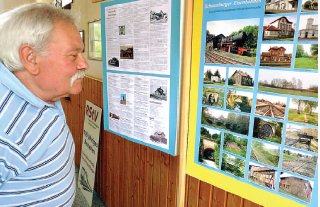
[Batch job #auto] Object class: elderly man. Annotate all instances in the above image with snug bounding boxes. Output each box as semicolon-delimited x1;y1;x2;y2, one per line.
0;3;88;206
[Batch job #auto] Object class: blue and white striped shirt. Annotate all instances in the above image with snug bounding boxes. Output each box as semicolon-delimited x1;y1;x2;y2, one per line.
0;63;75;206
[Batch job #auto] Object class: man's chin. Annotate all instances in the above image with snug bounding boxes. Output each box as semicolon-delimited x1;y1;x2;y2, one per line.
69;79;83;95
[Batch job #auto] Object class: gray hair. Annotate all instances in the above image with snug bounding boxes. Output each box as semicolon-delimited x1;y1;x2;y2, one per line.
0;3;77;71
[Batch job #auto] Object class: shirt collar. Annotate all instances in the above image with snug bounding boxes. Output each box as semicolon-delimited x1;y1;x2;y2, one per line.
0;63;64;114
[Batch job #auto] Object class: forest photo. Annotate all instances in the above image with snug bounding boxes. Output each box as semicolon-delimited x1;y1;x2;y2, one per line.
221;153;246;178
223;133;247;158
201;107;250;135
226;90;253;113
198;127;221;169
250;140;280;167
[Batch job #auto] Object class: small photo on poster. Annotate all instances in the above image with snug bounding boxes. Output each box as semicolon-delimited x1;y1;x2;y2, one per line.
107;57;119;67
250;140;280;168
298;14;318;41
120;45;134;59
203;65;227;86
198;127;221;169
260;44;293;68
294;44;318;70
253;117;283;144
120;93;127;105
221;153;245;178
223;133;247;158
255;93;287;120
228;67;255;90
205;18;259;66
150;6;168;24
301;0;318;12
248;162;277;190
288;98;318;126
279;172;314;203
282;148;317;178
201;107;250;135
263;15;296;41
285;123;318;153
202;87;224;108
150;84;167;101
258;69;318;98
265;0;298;14
226;90;253;113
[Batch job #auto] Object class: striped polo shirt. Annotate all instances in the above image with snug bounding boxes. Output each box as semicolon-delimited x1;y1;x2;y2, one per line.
0;63;75;206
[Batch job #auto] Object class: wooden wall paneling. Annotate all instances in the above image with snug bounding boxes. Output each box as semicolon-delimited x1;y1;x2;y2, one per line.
168;154;179;207
226;193;243;207
186;176;200;207
122;138;129;207
145;147;154;207
151;150;161;207
101;131;108;203
112;136;121;206
126;137;135;207
211;186;227;207
133;143;141;206
243;199;263;207
140;145;148;207
105;131;113;206
198;181;212;207
159;152;169;207
118;135;125;206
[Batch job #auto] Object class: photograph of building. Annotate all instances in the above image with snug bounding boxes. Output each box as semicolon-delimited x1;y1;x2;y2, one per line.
265;0;299;13
301;0;318;11
298;15;318;40
263;16;295;40
260;45;292;67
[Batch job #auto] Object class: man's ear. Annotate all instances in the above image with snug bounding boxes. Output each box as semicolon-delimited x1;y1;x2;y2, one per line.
19;45;39;75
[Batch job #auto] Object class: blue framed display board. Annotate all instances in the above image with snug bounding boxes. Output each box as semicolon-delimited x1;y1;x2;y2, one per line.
101;0;181;155
186;0;318;207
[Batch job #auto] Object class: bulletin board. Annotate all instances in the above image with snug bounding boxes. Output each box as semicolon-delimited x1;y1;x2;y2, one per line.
101;0;181;155
186;0;318;207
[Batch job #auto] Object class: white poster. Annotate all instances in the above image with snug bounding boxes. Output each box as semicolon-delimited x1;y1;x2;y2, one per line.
78;101;102;206
102;0;180;155
107;73;170;149
104;0;171;75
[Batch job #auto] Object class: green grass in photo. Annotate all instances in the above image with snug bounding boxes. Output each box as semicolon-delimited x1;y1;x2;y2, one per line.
295;57;318;70
279;188;310;202
258;86;318;98
288;109;318;126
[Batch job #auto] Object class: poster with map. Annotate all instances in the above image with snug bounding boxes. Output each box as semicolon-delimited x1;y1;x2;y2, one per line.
187;0;318;206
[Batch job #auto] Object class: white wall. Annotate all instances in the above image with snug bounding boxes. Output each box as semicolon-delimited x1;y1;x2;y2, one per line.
0;0;185;80
0;0;103;79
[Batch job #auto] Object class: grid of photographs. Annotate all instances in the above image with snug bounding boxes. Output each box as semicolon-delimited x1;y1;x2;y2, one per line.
197;1;318;205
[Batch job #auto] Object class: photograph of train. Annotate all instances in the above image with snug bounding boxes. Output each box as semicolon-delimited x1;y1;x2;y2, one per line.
205;18;259;66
